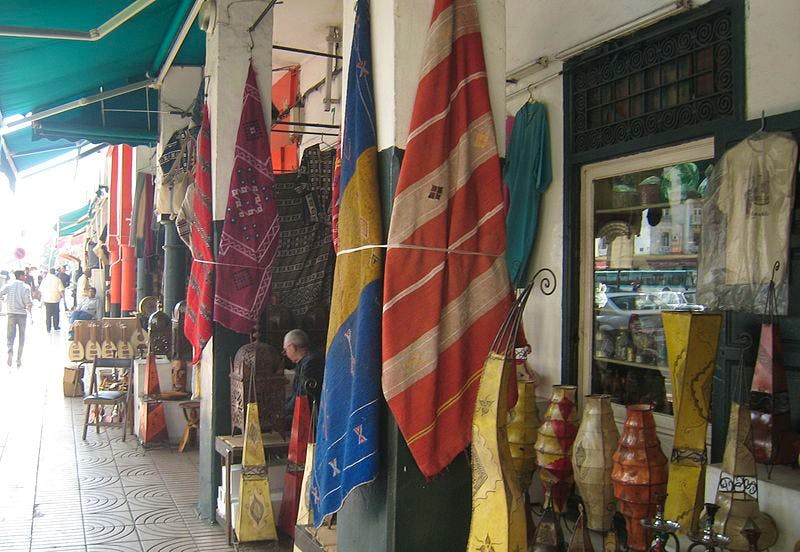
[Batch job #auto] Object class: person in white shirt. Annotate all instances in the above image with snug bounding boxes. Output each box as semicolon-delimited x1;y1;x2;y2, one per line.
39;268;65;332
70;287;98;322
0;270;33;367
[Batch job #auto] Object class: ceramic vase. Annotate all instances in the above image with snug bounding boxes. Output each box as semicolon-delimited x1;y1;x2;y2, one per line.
468;353;527;552
611;404;668;552
749;323;800;465
714;402;778;551
534;385;578;513
662;312;722;533
572;394;618;532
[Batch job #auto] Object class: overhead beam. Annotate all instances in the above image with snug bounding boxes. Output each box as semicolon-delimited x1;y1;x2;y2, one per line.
0;0;156;41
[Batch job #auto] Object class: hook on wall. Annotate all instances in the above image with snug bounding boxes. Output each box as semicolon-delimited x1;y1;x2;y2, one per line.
527;83;536;103
759;109;766;132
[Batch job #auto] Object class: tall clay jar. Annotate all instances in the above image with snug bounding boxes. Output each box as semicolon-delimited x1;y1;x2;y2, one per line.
534;385;579;513
572;394;619;532
611;404;668;552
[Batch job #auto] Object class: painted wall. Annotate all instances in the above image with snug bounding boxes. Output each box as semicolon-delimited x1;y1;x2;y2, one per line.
504;0;800;398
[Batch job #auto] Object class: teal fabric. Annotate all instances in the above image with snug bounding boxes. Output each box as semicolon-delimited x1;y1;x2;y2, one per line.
504;101;552;287
58;202;92;237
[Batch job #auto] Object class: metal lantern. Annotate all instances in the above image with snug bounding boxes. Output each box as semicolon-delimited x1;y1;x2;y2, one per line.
230;331;285;436
147;302;172;357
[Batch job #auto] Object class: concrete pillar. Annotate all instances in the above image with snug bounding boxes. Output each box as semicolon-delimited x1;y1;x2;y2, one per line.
161;219;187;315
196;0;273;521
335;2;506;551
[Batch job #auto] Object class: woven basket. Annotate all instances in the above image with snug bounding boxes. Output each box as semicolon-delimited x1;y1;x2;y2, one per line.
638;176;664;205
611;190;639;209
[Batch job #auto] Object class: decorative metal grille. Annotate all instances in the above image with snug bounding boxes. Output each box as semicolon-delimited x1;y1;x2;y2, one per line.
571;7;734;153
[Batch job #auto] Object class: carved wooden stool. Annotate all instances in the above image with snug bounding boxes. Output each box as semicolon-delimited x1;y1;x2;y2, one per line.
178;400;200;452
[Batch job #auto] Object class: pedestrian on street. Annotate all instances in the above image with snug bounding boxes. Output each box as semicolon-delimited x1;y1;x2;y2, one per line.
39;268;64;332
0;270;33;367
57;266;72;311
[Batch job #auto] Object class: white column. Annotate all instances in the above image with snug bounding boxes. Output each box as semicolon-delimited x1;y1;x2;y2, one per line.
207;0;273;219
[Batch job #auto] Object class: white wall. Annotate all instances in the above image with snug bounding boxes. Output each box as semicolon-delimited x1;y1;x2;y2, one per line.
505;0;800;398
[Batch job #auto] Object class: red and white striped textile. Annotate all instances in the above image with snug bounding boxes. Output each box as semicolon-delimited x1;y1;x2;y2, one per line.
382;0;513;478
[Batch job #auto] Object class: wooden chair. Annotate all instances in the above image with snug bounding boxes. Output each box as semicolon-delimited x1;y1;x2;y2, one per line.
82;357;134;441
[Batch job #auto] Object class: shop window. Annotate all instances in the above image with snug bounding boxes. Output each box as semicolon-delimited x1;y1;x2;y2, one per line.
580;138;714;423
571;5;736;153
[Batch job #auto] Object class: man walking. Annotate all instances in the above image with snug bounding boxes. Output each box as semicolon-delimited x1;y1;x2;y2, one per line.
0;270;33;367
39;268;64;332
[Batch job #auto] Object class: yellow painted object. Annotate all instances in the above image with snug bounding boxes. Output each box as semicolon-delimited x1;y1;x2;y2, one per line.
468;353;526;552
236;403;277;542
507;380;540;492
662;312;721;534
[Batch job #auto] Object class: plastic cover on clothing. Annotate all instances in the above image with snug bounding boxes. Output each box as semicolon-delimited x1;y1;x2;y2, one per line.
697;131;798;315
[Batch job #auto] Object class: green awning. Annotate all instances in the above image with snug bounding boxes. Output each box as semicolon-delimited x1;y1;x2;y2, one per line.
58;202;93;237
0;0;204;175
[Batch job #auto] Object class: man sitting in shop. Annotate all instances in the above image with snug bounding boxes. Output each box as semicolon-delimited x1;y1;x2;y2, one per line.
68;287;99;339
283;329;324;430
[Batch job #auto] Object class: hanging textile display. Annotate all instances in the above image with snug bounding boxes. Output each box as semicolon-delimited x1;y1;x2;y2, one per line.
271;144;336;319
697;132;798;314
662;312;722;533
214;63;280;334
185;105;214;364
311;0;383;524
382;0;514;478
139;353;168;445
504;101;552;288
156;126;196;217
330;145;342;253
236;402;278;542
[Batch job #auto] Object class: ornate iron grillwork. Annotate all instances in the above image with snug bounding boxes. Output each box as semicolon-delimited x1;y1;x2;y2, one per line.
571;7;735;153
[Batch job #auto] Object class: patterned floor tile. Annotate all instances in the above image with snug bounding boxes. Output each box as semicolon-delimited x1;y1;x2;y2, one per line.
79;473;123;489
83;510;135;527
86;542;142;552
134;520;190;541
118;465;160;477
139;537;197;552
130;507;183;525
0;536;30;552
84;523;138;545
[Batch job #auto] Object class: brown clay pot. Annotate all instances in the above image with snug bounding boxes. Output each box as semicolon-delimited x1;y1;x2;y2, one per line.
572;394;618;532
534;385;579;513
611;404;668;552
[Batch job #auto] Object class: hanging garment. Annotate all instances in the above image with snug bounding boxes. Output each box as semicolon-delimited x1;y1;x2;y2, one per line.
504;101;552;287
271;144;336;319
697;132;797;314
310;0;384;524
156;126;196;217
330;145;342;253
214;64;280;334
382;0;514;478
185;106;214;364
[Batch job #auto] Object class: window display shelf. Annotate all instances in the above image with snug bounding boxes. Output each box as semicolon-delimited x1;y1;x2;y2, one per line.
596;201;672;215
593;355;669;377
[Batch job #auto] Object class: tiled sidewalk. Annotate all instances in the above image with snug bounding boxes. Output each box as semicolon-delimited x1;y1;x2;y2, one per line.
0;308;288;552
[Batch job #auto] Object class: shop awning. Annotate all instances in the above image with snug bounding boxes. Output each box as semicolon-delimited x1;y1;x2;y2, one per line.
0;0;204;177
58;202;93;237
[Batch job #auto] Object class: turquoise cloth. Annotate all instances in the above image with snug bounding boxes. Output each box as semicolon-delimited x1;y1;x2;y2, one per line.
504;102;552;287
